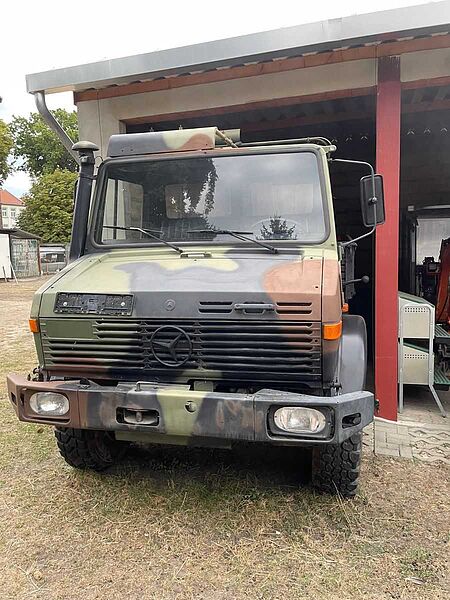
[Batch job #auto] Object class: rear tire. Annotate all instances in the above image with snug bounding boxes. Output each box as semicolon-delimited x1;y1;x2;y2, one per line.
55;427;127;471
311;432;362;498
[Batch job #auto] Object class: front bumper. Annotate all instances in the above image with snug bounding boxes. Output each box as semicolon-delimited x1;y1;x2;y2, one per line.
7;375;374;446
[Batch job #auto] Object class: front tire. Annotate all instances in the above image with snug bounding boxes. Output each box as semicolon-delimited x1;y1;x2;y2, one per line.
55;427;126;471
311;432;362;498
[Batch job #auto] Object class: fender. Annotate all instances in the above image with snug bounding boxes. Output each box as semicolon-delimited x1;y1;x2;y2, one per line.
338;314;368;393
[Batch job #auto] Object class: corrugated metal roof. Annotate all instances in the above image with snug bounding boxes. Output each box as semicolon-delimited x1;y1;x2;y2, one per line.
26;1;450;94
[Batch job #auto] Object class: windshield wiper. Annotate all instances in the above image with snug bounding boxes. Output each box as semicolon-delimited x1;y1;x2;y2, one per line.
188;229;277;254
103;225;183;253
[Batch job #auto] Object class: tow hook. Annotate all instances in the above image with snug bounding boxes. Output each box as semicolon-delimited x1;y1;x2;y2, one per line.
118;408;159;426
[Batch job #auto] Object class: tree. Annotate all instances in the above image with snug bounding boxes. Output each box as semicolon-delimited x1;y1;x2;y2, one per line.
0;119;13;185
17;169;77;243
10;109;78;178
259;216;297;240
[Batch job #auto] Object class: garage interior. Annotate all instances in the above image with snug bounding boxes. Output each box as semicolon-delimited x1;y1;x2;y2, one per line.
125;82;450;386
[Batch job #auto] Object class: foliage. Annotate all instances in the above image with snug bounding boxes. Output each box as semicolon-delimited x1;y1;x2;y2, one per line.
10;109;78;177
0;119;13;184
17;169;77;242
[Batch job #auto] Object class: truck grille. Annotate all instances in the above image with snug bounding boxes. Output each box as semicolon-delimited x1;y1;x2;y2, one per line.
198;300;313;316
42;319;322;383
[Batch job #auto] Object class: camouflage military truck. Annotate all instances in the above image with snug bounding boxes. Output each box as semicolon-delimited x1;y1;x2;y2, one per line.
7;127;385;497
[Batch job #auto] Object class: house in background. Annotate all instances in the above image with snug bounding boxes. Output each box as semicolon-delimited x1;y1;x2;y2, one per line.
0;190;25;229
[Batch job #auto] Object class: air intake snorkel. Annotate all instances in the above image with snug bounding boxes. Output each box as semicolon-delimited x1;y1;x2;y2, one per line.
69;141;99;261
33;91;97;262
34;91;80;165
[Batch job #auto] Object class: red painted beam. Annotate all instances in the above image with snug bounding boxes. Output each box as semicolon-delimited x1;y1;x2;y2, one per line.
375;57;401;421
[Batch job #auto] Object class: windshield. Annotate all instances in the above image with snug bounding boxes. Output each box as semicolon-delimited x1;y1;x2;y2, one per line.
95;151;327;245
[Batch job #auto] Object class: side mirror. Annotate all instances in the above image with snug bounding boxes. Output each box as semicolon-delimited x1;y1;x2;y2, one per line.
360;174;385;227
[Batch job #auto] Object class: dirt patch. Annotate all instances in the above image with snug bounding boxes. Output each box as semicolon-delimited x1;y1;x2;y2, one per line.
0;276;52;302
0;278;449;599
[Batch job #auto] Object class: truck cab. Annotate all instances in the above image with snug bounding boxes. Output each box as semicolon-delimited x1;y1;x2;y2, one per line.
7;127;384;497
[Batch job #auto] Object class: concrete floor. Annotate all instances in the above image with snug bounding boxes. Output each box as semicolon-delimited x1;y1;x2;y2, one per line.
363;367;450;464
399;385;449;425
366;363;448;423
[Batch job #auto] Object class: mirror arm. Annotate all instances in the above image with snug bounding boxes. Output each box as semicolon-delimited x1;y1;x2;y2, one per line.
329;158;378;247
330;158;378;204
340;214;376;247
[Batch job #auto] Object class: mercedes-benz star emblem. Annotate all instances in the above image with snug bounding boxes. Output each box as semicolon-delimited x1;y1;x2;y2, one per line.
150;325;193;367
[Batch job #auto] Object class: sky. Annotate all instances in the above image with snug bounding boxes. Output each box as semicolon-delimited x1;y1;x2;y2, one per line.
0;0;435;196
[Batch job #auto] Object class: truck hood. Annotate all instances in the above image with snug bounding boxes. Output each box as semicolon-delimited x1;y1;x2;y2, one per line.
37;247;340;322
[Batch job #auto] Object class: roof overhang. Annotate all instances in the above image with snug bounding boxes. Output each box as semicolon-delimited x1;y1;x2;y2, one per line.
0;228;41;240
26;1;450;95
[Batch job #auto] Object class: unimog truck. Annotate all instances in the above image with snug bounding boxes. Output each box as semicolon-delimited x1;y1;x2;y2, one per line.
7;127;385;497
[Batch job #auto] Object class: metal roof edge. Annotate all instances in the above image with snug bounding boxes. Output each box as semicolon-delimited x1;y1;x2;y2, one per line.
26;1;450;94
0;228;41;239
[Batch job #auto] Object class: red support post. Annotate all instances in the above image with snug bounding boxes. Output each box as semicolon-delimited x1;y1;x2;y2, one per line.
375;56;401;421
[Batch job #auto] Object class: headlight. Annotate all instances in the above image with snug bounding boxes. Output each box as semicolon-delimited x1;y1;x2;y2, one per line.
29;392;69;416
274;406;326;434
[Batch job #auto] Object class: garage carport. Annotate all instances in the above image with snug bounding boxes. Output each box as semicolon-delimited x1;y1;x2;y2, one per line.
26;1;450;420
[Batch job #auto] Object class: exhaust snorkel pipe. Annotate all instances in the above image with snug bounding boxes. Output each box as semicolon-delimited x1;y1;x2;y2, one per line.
34;91;80;165
33;91;98;262
69;141;99;261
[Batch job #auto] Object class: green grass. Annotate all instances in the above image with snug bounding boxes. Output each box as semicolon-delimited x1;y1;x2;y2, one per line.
401;547;440;582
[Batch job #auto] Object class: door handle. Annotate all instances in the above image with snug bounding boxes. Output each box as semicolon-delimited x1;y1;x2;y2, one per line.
234;303;275;314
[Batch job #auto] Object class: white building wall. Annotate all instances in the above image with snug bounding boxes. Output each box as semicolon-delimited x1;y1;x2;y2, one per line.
0;234;12;278
400;47;450;82
1;205;25;229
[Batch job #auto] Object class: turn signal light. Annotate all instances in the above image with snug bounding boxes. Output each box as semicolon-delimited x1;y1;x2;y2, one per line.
29;319;40;333
323;320;342;340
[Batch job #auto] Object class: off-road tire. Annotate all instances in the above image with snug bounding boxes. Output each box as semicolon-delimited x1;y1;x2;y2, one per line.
55;427;126;471
311;432;362;498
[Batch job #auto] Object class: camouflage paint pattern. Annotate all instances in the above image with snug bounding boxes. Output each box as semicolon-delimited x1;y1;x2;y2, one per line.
7;134;374;446
107;127;223;158
30;245;341;390
7;374;373;446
